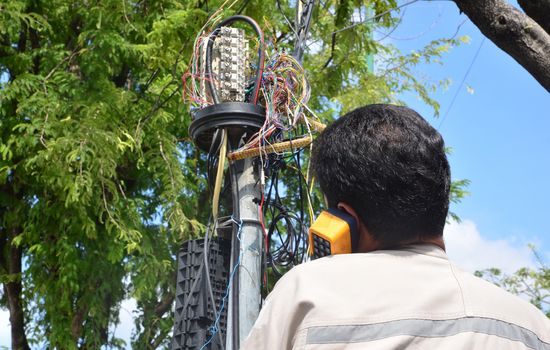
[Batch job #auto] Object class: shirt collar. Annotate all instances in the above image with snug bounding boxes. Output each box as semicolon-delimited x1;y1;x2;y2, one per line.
397;243;449;260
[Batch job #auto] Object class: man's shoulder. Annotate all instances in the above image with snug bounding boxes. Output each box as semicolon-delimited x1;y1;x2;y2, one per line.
277;253;376;281
453;264;550;339
273;249;433;297
266;250;549;346
280;247;444;280
454;264;541;313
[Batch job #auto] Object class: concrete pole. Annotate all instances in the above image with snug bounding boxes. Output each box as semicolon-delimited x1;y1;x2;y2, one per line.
236;157;262;343
226;156;262;349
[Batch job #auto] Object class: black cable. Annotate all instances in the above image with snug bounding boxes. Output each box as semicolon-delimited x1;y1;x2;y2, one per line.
229;161;241;349
205;30;221;104
317;0;420;68
333;0;420;35
262;150;310;277
277;0;299;38
236;0;252;15
201;223;225;349
293;0;316;62
268;211;304;270
438;37;486;130
207;129;222;192
205;15;265;105
295;149;305;232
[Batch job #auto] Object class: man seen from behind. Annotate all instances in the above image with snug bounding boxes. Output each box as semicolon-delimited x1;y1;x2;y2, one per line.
240;104;550;350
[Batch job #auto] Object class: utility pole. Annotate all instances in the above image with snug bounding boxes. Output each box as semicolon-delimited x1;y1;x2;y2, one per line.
235;159;262;342
174;4;316;347
176;16;266;349
226;156;262;350
293;0;316;62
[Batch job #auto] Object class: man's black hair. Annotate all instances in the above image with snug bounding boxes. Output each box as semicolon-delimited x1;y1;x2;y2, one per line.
311;104;451;248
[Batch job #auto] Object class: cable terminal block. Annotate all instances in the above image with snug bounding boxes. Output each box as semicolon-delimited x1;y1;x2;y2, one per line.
204;26;248;102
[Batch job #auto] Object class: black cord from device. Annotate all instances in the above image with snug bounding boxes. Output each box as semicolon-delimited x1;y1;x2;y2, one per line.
229;161;241;349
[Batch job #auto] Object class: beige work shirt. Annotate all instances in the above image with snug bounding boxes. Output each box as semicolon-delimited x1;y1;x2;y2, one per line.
241;244;550;349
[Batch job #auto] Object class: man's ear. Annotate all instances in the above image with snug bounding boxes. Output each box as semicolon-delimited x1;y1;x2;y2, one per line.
336;202;379;252
336;202;361;225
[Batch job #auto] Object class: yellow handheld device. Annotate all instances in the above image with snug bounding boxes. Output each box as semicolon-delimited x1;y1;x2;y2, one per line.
308;208;359;259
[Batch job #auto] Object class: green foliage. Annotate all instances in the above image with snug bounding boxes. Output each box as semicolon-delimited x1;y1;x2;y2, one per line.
449;178;471;222
476;247;549;318
0;0;469;348
1;0;200;348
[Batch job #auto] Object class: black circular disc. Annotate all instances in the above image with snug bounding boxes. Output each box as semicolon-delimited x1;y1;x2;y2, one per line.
189;102;266;152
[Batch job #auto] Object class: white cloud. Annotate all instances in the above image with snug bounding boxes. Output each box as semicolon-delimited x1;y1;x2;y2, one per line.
113;298;137;348
444;219;535;273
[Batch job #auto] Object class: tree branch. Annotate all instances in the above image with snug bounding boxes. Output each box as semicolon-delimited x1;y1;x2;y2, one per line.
154;293;174;318
17;25;27;53
148;326;170;349
29;27;41;75
518;0;550;35
71;302;89;342
5;228;30;350
453;0;550;92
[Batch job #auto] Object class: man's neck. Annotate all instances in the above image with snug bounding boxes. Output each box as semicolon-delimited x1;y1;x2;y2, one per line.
359;236;446;253
418;237;446;251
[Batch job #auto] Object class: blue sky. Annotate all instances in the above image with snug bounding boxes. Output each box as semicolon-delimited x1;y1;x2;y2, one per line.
387;0;550;261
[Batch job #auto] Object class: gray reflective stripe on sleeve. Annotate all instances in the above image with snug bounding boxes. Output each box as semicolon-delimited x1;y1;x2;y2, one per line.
306;317;550;350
